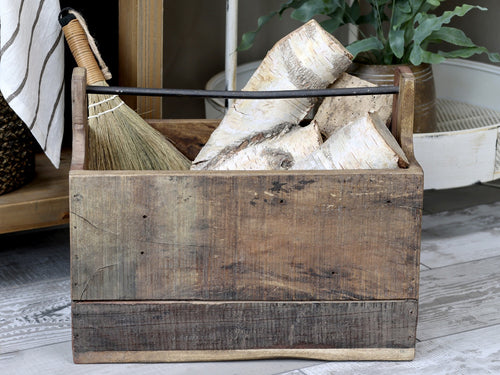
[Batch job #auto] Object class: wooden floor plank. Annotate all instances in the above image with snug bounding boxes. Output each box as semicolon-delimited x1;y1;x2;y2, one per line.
283;324;500;374
0;341;321;375
417;256;500;342
0;278;71;354
420;202;500;268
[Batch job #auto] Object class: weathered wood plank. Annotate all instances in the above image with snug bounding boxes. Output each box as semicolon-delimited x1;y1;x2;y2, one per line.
72;300;417;361
417;256;500;341
70;68;88;171
420;202;500;268
70;169;422;301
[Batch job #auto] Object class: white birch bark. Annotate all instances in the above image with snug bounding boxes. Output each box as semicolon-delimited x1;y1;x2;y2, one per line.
191;19;352;170
211;122;323;170
292;113;409;170
314;73;393;137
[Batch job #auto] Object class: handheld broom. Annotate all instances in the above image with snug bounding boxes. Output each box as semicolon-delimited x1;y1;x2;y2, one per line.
59;8;191;170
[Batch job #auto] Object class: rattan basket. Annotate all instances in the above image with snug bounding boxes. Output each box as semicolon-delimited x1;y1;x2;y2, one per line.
0;92;35;195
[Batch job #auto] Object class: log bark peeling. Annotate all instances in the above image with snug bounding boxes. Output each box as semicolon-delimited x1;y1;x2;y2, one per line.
292;113;409;170
208;122;323;170
314;73;393;137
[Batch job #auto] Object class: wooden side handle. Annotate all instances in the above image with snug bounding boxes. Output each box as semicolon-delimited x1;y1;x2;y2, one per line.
392;66;416;158
60;12;105;85
71;67;89;171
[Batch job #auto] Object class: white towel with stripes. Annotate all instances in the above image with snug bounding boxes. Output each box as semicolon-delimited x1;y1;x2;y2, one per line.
0;0;64;168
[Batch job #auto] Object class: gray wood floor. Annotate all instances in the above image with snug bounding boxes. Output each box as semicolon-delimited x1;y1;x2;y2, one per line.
1;182;499;375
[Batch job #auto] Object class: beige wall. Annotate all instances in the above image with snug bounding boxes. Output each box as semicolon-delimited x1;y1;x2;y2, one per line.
163;0;348;118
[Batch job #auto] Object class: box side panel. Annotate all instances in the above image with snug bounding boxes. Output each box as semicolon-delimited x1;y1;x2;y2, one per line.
72;300;417;355
70;172;422;301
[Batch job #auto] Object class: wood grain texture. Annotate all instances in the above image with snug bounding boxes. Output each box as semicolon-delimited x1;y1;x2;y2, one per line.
392;67;415;158
74;348;414;364
147;119;219;161
72;300;417;358
70;68;88;171
118;0;163;118
70;167;422;301
420;202;500;268
417;255;500;342
0;151;70;234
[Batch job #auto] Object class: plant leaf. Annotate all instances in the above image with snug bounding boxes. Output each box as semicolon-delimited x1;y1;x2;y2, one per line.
413;5;487;46
426;0;441;7
320;16;343;34
278;0;308;15
347;37;385;59
389;29;405;59
238;12;278;51
437;47;500;62
425;27;475;47
395;0;411;14
290;0;341;22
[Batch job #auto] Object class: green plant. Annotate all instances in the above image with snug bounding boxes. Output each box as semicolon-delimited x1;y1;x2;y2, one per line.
239;0;500;65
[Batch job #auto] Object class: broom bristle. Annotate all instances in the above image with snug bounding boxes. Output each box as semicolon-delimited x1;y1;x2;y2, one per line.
87;81;191;170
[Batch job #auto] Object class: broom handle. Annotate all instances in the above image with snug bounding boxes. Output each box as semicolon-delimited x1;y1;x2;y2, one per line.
59;14;105;85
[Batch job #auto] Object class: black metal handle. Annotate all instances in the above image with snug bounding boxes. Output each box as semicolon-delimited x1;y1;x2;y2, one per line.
86;85;399;99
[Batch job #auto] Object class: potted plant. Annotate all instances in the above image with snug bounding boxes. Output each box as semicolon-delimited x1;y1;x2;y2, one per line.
239;0;500;132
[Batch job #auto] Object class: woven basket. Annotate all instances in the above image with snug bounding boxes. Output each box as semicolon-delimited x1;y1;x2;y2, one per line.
0;92;35;195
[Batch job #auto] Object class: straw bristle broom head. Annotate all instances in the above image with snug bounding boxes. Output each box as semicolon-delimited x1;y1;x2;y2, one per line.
59;8;191;170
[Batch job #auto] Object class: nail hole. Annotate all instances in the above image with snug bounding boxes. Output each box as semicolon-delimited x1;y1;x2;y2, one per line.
143;215;147;219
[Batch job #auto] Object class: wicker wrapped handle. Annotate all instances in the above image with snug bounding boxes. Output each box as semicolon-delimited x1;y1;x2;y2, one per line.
59;9;106;85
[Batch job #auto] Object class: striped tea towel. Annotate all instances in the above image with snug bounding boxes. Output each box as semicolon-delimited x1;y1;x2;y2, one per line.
0;0;64;168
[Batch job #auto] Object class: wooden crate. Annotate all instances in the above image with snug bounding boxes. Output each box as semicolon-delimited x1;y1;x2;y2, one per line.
69;67;423;363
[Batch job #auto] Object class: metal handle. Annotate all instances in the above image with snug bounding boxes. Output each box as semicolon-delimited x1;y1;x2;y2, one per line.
86;85;400;99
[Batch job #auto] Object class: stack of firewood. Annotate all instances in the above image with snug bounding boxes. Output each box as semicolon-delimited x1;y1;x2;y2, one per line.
191;20;408;171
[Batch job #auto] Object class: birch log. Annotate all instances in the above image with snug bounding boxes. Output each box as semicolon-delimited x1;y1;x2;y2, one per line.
315;73;393;137
211;122;323;170
191;20;352;170
292;113;409;170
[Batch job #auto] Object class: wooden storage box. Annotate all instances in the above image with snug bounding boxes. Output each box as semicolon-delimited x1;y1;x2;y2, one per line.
70;67;423;363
